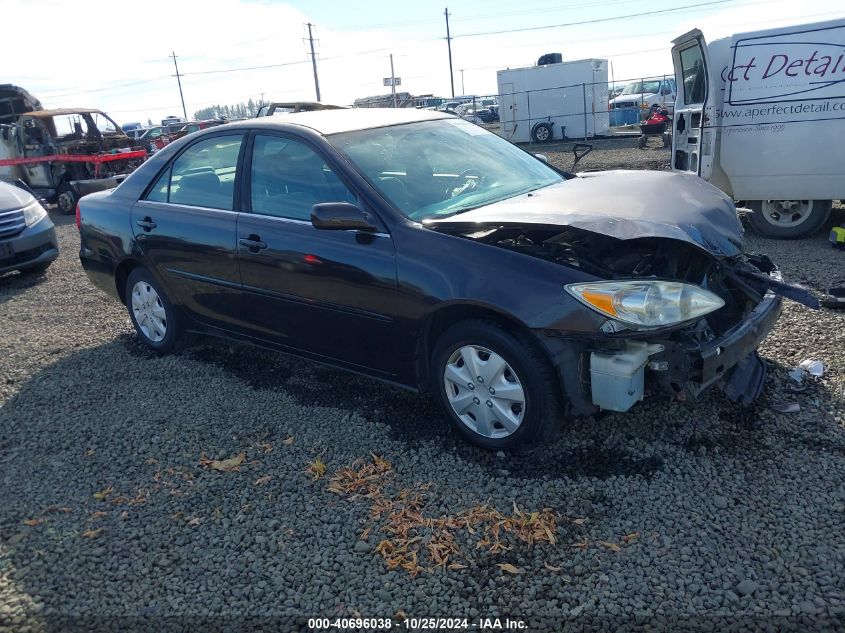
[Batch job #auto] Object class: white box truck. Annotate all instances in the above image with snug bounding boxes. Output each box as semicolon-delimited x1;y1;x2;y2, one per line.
497;58;609;144
671;18;845;238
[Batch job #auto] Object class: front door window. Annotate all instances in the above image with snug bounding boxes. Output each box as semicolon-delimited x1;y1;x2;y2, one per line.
249;135;356;220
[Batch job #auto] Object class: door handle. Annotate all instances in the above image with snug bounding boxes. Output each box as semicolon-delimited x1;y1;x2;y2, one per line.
136;217;157;231
239;236;267;251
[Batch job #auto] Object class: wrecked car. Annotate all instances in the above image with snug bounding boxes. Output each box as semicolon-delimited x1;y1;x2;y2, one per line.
255;102;345;117
76;109;814;451
0;94;146;214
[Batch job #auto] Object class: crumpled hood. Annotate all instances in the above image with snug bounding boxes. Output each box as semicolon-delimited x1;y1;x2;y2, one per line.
427;170;744;257
0;181;36;213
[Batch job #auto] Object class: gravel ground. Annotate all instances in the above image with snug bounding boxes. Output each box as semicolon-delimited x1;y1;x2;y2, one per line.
523;135;672;173
1;147;845;632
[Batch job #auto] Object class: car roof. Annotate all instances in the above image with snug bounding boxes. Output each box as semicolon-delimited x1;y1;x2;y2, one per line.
24;108;105;117
227;107;453;135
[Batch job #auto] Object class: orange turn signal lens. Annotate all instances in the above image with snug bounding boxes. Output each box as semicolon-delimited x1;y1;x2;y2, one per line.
580;289;618;317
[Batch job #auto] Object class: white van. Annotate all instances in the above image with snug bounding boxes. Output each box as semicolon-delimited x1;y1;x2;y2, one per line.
670;18;845;238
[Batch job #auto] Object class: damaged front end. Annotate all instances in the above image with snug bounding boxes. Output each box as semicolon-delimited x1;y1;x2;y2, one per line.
437;223;817;415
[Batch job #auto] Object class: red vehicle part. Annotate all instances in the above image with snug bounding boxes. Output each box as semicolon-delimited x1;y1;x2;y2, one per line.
639;109;670;136
0;150;148;178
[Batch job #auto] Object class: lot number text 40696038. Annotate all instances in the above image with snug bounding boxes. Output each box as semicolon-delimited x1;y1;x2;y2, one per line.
308;617;527;630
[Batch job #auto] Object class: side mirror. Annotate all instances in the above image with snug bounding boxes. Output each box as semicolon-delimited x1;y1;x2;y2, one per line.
311;202;378;232
534;153;549;163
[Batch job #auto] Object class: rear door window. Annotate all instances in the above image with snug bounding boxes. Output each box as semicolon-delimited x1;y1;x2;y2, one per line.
679;45;706;105
144;135;243;210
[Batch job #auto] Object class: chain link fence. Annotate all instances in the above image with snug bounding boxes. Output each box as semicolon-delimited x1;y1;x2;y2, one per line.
353;73;676;143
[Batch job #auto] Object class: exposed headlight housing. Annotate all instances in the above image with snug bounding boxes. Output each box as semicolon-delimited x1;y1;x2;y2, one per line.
565;280;725;329
22;200;47;227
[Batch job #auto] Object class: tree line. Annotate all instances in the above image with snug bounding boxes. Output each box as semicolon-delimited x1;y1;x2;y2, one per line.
194;99;261;121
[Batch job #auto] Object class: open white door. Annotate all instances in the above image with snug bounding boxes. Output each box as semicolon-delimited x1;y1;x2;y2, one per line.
670;29;716;180
501;82;515;137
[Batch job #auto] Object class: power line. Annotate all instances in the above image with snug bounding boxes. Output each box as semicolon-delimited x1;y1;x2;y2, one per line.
35;47;391;103
179;47;390;77
39;77;170;99
182;59;310;76
452;0;658;23
451;0;745;38
454;6;845;73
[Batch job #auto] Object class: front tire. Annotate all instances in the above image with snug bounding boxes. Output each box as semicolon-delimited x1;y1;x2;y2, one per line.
431;320;561;451
56;181;77;216
747;199;832;239
125;268;183;354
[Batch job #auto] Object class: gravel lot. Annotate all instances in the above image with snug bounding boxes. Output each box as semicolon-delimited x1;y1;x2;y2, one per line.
1;140;844;631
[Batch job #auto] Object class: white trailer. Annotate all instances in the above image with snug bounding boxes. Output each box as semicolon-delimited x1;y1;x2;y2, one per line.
671;18;845;238
497;59;609;144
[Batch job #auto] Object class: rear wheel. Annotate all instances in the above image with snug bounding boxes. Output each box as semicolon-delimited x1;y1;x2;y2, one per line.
531;122;554;143
125;268;183;354
747;199;832;239
431;320;561;451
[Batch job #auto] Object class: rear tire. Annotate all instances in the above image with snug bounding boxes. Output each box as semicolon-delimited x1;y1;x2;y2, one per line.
431;320;561;451
125;268;183;354
747;199;831;239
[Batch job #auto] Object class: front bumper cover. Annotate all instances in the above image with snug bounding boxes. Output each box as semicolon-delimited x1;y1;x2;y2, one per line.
654;292;782;398
541;291;783;415
0;215;59;274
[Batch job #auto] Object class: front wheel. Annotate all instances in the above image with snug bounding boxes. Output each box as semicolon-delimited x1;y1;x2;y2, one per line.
125;268;183;354
747;199;832;239
431;320;561;451
56;181;77;216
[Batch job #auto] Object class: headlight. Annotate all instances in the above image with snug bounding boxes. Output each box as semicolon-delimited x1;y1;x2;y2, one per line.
565;280;725;329
22;200;47;227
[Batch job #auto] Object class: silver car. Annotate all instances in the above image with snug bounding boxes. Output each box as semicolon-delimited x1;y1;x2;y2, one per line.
0;181;59;275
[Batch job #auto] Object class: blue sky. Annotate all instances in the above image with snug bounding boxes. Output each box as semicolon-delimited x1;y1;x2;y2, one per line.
1;0;843;124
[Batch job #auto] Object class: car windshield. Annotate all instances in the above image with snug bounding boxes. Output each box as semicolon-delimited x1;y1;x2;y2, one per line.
330;118;563;221
622;80;662;95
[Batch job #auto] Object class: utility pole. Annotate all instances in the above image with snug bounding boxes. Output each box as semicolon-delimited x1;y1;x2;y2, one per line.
444;8;455;98
170;51;187;120
306;23;321;102
390;54;398;108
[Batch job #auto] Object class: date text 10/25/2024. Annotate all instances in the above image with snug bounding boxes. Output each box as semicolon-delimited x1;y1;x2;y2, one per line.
308;617;527;630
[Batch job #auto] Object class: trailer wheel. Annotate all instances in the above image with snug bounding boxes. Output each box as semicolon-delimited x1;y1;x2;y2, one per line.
530;122;553;143
747;199;832;239
56;182;77;215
